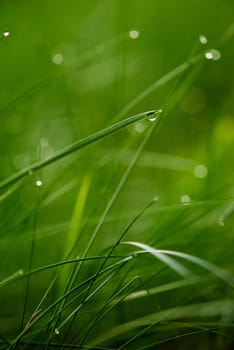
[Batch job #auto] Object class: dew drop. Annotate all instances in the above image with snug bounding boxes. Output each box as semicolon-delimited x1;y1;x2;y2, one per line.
3;31;10;37
52;53;63;65
134;122;146;133
180;195;191;205
199;35;207;44
129;30;140;39
205;49;221;61
148;115;156;122
36;180;43;187
147;109;163;122
205;52;213;60
153;196;159;202
194;164;208;178
210;49;221;60
55;328;60;335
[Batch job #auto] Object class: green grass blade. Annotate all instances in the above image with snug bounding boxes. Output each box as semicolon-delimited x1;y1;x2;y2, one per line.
90;299;234;347
115;52;203;119
122;241;192;278
10;257;133;345
156;249;234;287
0;110;156;191
125;277;200;301
58;175;91;293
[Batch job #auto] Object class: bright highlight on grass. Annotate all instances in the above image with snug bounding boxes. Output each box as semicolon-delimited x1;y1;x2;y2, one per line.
129;30;140;39
194;164;208;178
180;194;191;204
52;53;64;65
205;49;221;60
3;30;10;37
36;180;43;187
199;34;208;44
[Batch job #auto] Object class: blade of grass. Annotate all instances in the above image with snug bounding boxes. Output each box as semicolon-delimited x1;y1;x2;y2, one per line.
0;269;24;289
20;191;41;332
59;46;205;338
155;249;234;287
0;180;22;203
0;256;124;289
115;52;203;120
0;110;156;190
90;299;234;347
60;125;159;335
10;256;133;345
135;327;223;350
58;175;91;293
122;241;192;278
122;242;234;286
57;269;120;333
77;277;140;347
124;277;200;301
75;197;160;344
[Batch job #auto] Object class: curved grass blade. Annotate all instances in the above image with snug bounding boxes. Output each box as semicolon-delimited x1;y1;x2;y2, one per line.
0;110;156;191
122;241;192;278
60;125;161;335
125;277;200;302
155;249;234;287
115;52;203;120
10;257;133;345
90;299;234;347
0;180;22;203
122;242;234;286
78;277;140;347
0;256;124;289
0;269;24;288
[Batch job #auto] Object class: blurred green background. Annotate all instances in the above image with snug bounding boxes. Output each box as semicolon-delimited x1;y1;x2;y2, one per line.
0;0;233;348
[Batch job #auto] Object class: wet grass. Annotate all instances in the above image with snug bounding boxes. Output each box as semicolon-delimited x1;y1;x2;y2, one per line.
0;1;234;349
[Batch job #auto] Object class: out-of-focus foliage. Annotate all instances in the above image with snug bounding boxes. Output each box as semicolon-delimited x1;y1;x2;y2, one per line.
0;1;233;349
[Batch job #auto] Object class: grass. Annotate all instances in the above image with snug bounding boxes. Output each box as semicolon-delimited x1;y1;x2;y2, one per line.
0;1;234;349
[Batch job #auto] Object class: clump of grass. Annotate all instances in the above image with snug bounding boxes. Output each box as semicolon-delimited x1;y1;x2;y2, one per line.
0;6;233;350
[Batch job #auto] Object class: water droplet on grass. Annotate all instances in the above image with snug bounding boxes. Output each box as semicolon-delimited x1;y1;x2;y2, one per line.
129;30;140;39
180;195;191;205
205;49;221;61
194;164;208;178
3;31;10;37
134;122;146;133
205;52;213;60
147;109;163;122
52;53;63;65
148;115;156;122
55;328;60;335
199;35;207;44
36;180;43;187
